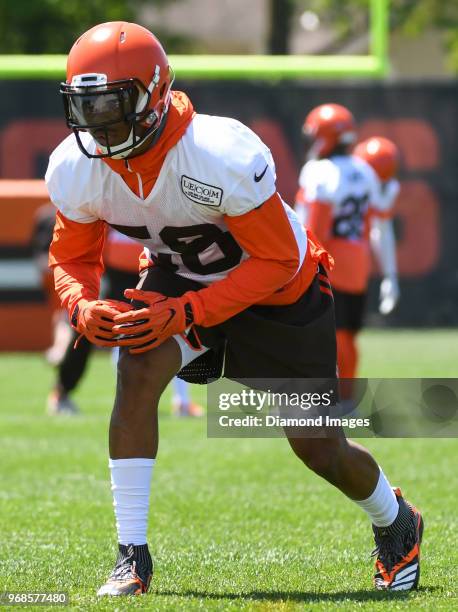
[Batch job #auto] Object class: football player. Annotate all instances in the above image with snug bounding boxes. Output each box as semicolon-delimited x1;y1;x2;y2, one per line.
295;106;400;380
46;24;422;595
354;136;400;316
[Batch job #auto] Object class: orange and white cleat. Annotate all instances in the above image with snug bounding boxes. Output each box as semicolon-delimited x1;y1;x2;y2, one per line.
372;488;424;591
97;544;153;596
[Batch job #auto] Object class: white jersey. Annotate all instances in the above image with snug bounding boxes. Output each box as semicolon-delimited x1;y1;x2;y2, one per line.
46;114;306;285
296;155;393;241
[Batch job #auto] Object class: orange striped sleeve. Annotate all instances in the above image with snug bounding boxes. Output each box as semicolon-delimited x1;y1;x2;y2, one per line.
48;210;106;317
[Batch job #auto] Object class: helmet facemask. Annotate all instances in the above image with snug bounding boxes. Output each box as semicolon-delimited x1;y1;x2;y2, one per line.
61;67;174;159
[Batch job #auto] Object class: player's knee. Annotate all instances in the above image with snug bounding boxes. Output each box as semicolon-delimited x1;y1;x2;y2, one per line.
116;347;166;398
289;437;347;480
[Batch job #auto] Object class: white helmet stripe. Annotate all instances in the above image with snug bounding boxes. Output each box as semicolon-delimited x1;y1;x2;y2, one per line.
136;64;161;113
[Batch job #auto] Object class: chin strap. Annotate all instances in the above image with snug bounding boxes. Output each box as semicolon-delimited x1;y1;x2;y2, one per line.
99;127;137;159
109;110;169;159
96;107;168;159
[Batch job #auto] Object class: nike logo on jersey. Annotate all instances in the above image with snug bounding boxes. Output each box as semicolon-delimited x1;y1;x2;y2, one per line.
254;165;268;182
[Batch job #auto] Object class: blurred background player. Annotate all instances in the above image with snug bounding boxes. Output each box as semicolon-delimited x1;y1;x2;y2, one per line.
33;212;202;416
295;104;400;378
354;136;401;316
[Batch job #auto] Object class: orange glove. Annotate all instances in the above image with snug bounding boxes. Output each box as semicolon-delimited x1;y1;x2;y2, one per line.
72;299;133;347
112;289;196;354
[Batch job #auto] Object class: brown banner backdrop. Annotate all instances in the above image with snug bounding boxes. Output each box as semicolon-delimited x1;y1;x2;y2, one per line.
0;80;456;349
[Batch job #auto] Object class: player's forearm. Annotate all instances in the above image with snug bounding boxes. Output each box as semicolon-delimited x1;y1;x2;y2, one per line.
187;193;303;327
187;255;299;327
47;211;107;317
52;261;103;317
370;218;398;278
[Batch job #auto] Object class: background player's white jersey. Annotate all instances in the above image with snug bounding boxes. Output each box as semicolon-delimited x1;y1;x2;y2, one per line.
46;114;307;285
296;155;392;241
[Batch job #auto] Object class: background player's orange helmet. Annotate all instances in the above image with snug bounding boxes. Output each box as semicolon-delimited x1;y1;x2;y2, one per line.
303;103;356;159
61;21;173;159
353;137;400;182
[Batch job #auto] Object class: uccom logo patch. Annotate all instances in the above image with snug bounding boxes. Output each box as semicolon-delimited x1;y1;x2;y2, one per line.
181;175;223;207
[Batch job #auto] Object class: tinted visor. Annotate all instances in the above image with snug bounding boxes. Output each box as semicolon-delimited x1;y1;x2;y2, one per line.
61;79;144;129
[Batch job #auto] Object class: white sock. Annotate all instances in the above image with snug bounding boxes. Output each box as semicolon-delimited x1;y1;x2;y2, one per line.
355;467;399;527
173;376;190;406
109;457;155;545
111;347;120;369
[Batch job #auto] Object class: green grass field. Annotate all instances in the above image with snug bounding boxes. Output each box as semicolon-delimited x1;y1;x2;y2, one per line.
0;329;457;610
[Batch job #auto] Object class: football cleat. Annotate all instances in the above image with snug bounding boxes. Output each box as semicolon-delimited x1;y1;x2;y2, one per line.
46;391;79;415
97;543;153;596
372;488;424;591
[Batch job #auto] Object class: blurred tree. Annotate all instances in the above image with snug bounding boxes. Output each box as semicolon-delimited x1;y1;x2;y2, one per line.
295;0;458;71
0;0;186;54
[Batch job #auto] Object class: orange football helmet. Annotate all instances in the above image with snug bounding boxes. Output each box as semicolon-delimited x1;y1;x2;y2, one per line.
353;137;400;182
61;21;174;159
303;103;356;159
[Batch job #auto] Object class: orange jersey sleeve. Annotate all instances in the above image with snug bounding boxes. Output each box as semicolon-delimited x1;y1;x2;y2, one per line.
306;200;333;243
48;211;106;317
187;193;302;327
